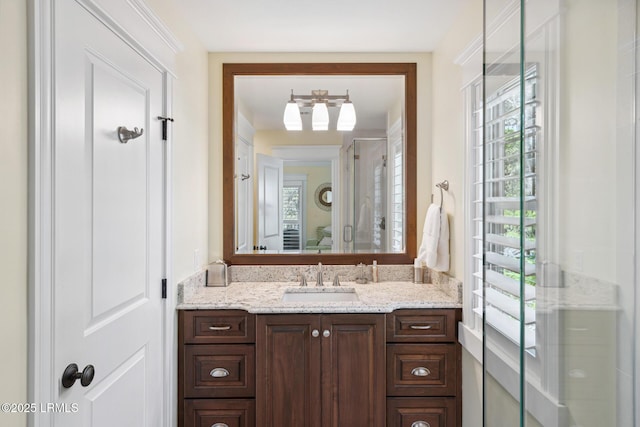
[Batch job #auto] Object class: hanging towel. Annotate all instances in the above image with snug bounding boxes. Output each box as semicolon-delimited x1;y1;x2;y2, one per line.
433;209;450;272
417;204;450;272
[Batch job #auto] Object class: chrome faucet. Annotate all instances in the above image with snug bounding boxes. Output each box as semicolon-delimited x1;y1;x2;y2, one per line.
316;262;324;287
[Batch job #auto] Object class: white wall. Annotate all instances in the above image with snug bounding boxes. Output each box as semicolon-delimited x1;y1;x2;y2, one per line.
208;52;433;262
0;1;28;425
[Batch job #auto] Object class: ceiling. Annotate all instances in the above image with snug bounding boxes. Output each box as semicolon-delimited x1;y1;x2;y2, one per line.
177;0;467;52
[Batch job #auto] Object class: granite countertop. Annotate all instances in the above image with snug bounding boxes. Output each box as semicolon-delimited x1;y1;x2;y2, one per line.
177;281;461;313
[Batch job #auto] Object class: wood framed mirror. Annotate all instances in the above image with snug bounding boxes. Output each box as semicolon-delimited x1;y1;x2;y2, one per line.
222;63;416;265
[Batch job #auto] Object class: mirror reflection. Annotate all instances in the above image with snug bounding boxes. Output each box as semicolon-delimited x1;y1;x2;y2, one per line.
234;74;405;255
223;63;417;264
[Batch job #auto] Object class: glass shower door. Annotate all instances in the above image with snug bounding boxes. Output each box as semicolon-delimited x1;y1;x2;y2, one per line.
482;0;638;426
350;138;388;253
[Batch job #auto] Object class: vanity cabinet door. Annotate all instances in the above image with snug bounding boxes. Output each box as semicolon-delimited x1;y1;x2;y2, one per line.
321;314;386;427
256;314;322;427
256;313;385;427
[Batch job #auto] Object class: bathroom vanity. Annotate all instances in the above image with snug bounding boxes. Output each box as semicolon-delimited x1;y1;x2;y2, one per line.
177;281;462;427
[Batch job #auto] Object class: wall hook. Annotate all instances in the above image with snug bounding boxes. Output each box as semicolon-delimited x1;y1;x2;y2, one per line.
117;126;144;144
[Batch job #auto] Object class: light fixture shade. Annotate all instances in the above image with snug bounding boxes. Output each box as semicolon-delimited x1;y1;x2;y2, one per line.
337;101;356;131
283;101;302;131
312;102;329;131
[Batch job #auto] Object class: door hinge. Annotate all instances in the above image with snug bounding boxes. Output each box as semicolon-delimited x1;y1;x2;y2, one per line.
157;116;174;141
161;278;167;299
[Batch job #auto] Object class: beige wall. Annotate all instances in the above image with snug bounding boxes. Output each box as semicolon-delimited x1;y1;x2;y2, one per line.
283;165;332;243
145;0;210;283
208;52;433;262
431;1;483;425
0;2;207;426
0;0;28;425
432;0;482;282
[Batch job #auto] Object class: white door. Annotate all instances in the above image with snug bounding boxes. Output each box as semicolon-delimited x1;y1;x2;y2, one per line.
235;138;253;253
257;154;283;252
53;1;165;425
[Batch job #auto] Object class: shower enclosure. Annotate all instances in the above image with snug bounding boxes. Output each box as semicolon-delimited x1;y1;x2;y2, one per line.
479;0;639;425
343;138;397;253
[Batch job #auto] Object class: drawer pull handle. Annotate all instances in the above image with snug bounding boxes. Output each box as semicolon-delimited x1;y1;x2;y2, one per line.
412;422;430;427
411;367;431;377
210;368;230;378
410;325;432;330
211;424;229;427
208;325;231;331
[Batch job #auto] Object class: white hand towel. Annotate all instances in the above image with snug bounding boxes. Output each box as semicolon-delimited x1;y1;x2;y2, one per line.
417;204;441;268
433;210;450;272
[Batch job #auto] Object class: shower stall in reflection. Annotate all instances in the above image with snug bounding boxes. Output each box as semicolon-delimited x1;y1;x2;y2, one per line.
342;137;405;254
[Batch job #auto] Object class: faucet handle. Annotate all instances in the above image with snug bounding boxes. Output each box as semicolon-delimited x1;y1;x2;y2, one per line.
332;274;340;287
300;274;307;287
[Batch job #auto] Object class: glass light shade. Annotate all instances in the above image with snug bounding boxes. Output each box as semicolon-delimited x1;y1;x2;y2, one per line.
337;101;356;131
312;102;329;131
283;101;302;131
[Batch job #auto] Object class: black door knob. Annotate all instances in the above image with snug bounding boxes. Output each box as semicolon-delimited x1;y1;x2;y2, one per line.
62;363;95;388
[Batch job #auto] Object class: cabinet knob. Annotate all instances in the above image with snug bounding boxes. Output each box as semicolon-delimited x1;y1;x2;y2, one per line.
312;329;320;338
211;424;229;427
323;329;331;338
411;367;431;377
412;422;430;427
210;368;230;378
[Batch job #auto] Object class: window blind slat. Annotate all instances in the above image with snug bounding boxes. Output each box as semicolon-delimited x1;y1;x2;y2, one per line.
474;306;536;349
473;234;536;250
473;289;536;324
473;271;536;301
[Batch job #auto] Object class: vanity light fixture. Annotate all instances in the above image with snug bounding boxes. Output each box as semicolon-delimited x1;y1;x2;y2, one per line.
312;102;329;131
283;89;356;131
336;91;356;131
283;91;303;131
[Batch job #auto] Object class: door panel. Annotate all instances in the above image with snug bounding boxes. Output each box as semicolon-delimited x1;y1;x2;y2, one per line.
321;314;386;427
91;53;149;320
257;154;283;251
256;315;322;427
53;1;165;425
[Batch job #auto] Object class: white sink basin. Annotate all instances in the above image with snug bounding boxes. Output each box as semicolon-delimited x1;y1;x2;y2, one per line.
281;288;359;303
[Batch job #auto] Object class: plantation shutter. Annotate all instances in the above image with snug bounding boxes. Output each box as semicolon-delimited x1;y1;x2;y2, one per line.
471;66;538;350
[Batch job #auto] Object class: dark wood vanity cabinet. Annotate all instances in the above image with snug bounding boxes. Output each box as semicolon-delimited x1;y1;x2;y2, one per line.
256;313;386;427
386;309;462;427
179;308;461;427
178;310;257;427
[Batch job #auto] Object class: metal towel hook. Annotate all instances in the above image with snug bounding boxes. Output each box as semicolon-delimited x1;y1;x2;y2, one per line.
117;126;144;144
435;180;449;211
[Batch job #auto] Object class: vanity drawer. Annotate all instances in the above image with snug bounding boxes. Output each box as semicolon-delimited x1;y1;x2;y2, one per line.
387;344;458;397
184;399;255;427
387;397;457;427
182;310;256;344
387;309;458;343
184;344;255;398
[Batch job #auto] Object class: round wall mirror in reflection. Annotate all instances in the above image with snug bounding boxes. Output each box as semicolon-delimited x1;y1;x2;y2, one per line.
315;183;332;211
